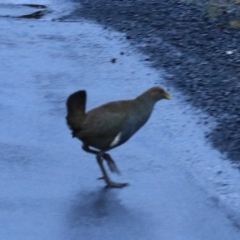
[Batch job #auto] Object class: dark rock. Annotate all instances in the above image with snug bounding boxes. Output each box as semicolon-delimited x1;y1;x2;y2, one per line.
19;10;47;19
22;4;47;9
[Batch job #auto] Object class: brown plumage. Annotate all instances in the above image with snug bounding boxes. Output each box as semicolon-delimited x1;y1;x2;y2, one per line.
66;87;171;188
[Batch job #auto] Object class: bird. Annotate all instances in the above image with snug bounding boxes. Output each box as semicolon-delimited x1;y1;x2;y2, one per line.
66;87;171;188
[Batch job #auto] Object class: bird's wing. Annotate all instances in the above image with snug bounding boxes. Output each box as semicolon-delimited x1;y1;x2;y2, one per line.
79;100;132;139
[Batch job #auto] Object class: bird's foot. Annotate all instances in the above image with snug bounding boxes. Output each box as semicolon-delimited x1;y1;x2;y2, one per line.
98;177;129;188
105;181;129;188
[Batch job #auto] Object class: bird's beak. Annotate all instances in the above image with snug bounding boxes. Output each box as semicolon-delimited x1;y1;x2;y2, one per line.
165;93;172;100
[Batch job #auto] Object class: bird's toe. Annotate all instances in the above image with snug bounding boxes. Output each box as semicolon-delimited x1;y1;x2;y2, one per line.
105;181;129;188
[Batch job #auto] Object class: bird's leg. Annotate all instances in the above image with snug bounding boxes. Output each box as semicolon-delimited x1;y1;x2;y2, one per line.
96;152;128;188
82;145;120;174
102;153;121;174
82;145;99;154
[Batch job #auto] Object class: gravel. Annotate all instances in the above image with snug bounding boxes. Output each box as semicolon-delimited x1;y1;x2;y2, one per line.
65;0;240;164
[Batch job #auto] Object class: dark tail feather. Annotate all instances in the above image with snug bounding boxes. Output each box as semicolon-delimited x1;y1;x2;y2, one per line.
66;90;87;137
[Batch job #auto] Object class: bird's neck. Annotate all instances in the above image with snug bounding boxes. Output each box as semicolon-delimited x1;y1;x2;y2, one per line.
135;93;156;109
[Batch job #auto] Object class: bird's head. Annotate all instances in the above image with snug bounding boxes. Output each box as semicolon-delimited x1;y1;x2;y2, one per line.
145;87;171;102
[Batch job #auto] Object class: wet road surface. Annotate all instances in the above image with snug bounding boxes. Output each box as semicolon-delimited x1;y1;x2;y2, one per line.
0;4;240;239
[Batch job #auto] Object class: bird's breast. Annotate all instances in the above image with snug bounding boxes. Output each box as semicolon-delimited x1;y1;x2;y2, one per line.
109;108;152;148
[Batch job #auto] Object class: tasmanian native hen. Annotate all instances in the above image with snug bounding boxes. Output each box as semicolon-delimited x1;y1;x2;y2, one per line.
66;87;171;188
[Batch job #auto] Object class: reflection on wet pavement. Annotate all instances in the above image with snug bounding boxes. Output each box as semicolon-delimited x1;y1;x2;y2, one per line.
67;189;150;240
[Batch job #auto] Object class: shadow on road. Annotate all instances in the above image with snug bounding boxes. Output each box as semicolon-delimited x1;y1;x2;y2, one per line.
68;188;131;226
